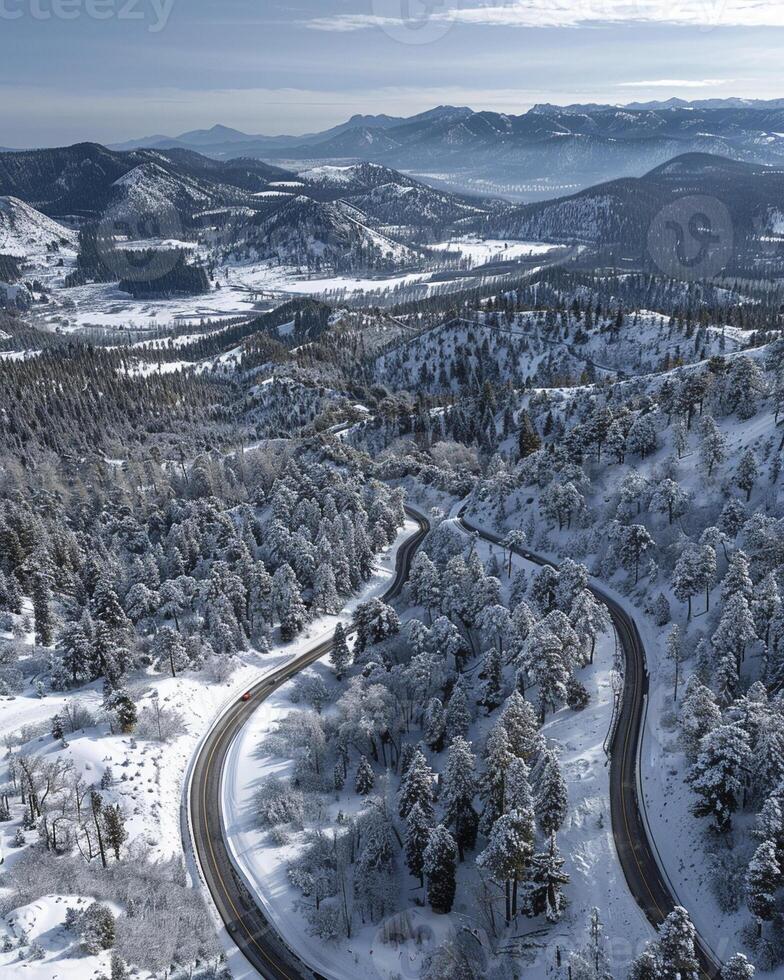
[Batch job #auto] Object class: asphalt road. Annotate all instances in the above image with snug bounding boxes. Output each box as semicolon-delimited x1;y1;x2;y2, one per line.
455;510;722;979
187;500;721;980
186;508;430;980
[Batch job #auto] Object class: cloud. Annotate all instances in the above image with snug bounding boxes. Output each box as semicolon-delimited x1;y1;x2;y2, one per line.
308;1;784;33
619;78;734;87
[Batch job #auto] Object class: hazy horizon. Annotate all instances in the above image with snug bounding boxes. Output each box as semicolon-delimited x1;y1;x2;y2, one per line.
2;0;784;146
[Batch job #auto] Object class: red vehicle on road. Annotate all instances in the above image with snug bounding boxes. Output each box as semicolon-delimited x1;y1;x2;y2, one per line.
241;692;252;702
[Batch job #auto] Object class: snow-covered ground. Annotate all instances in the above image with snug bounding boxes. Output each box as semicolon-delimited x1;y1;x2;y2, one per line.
428;238;558;265
220;512;652;980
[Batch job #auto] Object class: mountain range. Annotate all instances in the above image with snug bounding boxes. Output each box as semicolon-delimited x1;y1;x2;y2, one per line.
487;153;784;277
109;99;784;200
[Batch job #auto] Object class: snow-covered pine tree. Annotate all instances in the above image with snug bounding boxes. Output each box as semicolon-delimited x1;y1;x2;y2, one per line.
656;906;700;980
423;824;458;914
500;690;542;763
526;833;570;922
699;415;727;477
445;676;472;738
329;622;351;680
312;564;340;615
479;647;504;714
479;722;514;837
745;838;782;935
441;736;478;860
424;697;447;752
569;589;610;664
355;756;375;795
628;947;659;980
536;748;569;836
404;801;433;887
666;624;683;702
736;448;759;502
721;954;755;980
722;550;753;603
711;593;757;688
679;677;720;759
687;724;752;831
476;806;534;922
408;552;441;621
753;573;781;649
397;749;435;822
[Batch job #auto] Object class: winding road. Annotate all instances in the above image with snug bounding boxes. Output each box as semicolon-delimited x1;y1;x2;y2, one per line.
186;508;429;980
455;509;722;980
186;503;722;980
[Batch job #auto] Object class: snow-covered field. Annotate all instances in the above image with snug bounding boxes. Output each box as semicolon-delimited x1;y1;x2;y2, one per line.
428;238;558;265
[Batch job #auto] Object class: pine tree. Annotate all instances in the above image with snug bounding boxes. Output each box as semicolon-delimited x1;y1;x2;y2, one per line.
312;564;340;615
672;546;701;619
275;564;308;641
526;834;570;922
528;628;569;723
404;802;432;886
424;697;446;752
719;498;747;540
50;713;64;741
58;613;93;687
666;625;683;702
92;581;131;640
711;593;757;688
745;839;781;934
31;572;53;647
424;825;458;914
398;749;435;822
699;415;727;477
104;689;137;733
753;573;780;649
445;677;471;739
330;622;351;680
499;690;542;763
722;551;753;603
153;626;188;678
479;647;504;714
408;552;441;621
477;807;534;922
721;954;755;980
611;524;655;585
688;724;751;832
479;722;514;836
536;748;569;836
441;736;478;860
102;804;127;861
569;589;610;664
736;448;759;502
628;948;659;980
657;906;700;980
355;756;375;795
679;677;720;758
111;953;131;980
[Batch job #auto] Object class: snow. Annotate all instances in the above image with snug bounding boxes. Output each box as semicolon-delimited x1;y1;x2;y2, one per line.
219;513;653;979
0;196;77;259
428;237;559;264
0;896;120;979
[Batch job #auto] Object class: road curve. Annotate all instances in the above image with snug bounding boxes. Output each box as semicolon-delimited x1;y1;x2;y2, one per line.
186;508;430;980
455;510;722;979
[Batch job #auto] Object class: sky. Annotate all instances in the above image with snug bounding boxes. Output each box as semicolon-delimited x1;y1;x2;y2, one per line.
1;0;784;146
